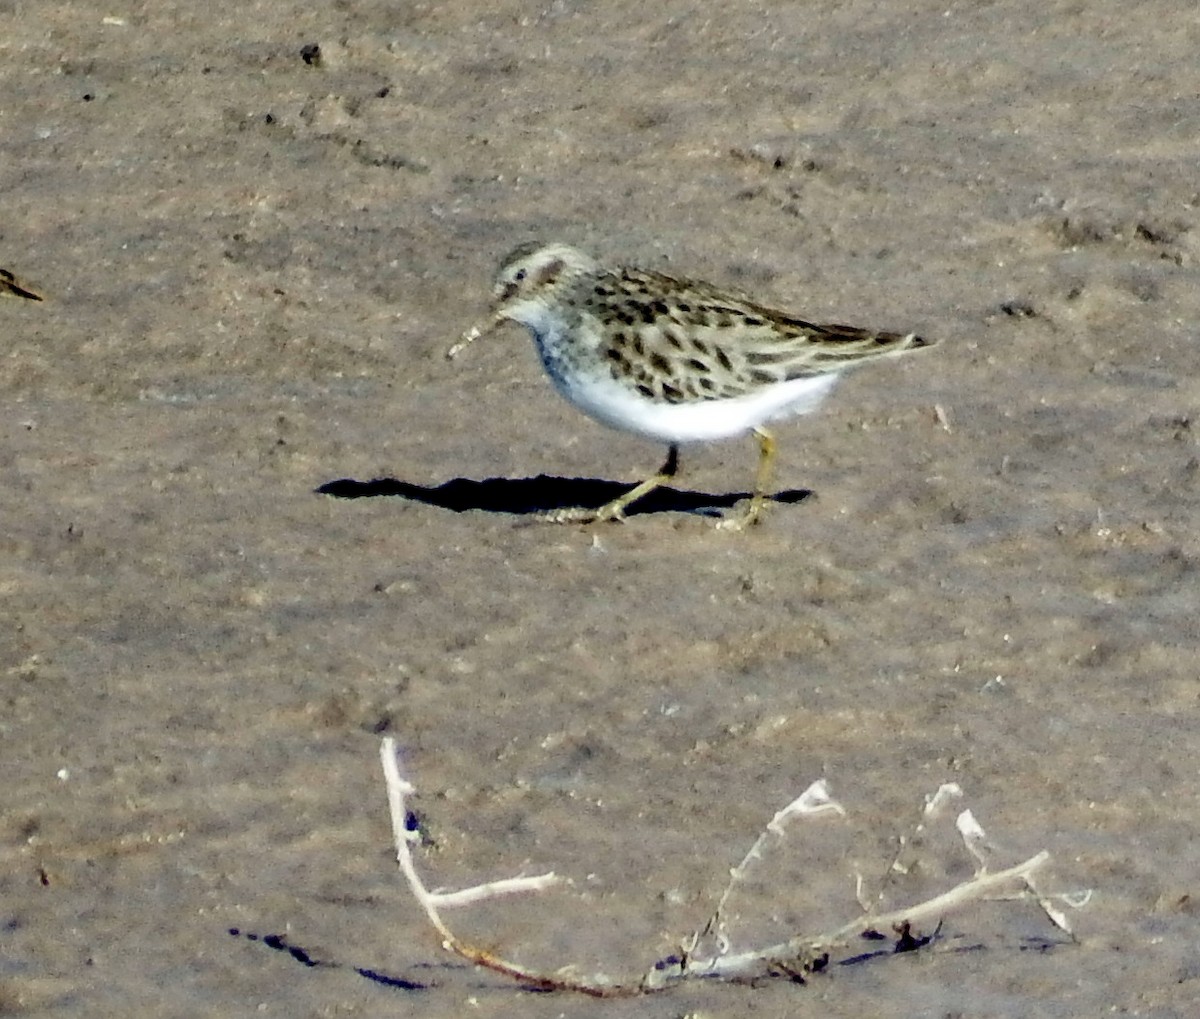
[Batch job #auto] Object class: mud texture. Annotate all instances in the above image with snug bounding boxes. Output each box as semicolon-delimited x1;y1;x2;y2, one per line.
4;2;1200;1016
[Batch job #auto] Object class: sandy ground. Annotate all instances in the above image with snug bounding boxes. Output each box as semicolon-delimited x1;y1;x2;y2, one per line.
4;1;1200;1015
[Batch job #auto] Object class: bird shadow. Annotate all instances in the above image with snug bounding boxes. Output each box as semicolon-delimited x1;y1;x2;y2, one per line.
316;474;813;519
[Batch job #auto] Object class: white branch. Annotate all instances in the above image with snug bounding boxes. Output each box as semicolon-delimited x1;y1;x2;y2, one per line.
378;739;1082;996
681;850;1053;982
430;874;563;909
379;739;562;936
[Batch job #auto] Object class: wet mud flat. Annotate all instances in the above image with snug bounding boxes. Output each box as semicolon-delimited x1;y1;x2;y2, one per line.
3;1;1200;1016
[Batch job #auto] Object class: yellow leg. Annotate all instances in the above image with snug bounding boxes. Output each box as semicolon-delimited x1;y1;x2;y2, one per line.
717;427;775;531
541;446;679;524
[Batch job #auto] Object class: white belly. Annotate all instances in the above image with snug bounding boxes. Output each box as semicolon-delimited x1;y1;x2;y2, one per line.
551;369;839;444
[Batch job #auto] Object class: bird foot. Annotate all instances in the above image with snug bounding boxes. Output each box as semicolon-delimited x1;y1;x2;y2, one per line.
715;500;764;531
537;503;627;525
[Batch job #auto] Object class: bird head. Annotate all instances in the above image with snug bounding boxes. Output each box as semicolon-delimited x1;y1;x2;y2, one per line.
447;243;599;358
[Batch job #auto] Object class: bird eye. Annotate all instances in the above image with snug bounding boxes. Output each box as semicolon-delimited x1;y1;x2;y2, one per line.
514;269;527;283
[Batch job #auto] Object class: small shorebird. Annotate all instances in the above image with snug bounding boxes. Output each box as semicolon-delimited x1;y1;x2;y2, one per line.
449;242;933;529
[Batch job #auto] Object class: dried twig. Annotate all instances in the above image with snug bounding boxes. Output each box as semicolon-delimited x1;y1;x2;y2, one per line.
684;780;845;966
380;739;639;996
379;740;1084;996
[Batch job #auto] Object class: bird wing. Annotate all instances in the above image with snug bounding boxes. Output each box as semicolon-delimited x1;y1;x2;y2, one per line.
591;268;929;401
